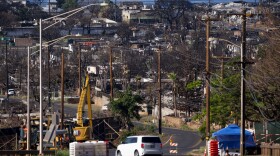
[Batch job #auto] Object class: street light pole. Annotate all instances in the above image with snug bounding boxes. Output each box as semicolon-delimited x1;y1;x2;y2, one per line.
39;18;43;155
61;49;65;129
27;46;30;150
48;46;51;112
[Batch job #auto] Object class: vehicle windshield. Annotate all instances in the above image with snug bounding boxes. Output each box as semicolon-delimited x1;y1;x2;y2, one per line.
142;137;161;143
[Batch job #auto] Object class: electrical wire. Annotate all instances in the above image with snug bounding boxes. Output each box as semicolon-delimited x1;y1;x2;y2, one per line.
244;68;280;80
244;78;279;121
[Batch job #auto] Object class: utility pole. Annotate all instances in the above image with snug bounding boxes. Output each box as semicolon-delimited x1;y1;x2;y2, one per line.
27;46;30;150
110;47;114;100
205;16;211;148
157;47;162;134
203;15;220;155
5;40;9;110
78;45;81;95
48;46;51;112
61;49;65;129
240;9;247;156
212;55;231;82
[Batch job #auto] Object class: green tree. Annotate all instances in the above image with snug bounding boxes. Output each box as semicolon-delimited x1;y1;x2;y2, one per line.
110;90;143;130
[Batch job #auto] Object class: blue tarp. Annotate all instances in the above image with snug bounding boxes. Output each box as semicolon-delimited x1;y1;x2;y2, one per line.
212;124;256;149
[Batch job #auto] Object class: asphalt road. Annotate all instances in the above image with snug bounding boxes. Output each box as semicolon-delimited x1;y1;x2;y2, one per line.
161;126;204;155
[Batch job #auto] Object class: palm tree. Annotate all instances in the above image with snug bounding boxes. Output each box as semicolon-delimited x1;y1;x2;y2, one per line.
168;72;177;117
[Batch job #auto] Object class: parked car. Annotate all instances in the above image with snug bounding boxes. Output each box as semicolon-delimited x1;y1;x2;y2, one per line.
116;135;163;156
8;89;15;96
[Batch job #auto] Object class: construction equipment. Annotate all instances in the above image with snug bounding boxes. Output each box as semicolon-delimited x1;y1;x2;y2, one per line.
73;73;93;141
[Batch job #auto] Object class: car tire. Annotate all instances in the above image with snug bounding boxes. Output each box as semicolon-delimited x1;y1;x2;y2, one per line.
117;151;122;156
134;150;139;156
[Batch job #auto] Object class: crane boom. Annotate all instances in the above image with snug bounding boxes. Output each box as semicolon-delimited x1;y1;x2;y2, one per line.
73;73;93;141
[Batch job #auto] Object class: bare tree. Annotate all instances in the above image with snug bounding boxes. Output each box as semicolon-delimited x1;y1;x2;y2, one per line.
154;0;192;30
250;10;280;121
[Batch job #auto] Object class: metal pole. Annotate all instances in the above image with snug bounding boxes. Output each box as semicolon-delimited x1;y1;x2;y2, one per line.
61;49;64;129
110;47;113;100
240;9;246;155
27;46;30;150
39;18;43;155
158;47;162;134
205;16;211;147
48;46;51;112
5;39;9;110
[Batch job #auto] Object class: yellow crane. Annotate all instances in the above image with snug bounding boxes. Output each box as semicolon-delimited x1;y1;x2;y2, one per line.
73;73;93;141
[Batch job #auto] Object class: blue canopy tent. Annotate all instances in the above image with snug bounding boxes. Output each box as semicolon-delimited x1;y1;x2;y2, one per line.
212;124;256;149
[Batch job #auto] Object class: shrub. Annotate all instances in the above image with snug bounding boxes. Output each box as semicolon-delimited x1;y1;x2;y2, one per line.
56;150;69;156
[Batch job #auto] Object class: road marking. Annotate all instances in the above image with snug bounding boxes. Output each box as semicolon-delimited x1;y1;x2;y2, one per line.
188;137;203;149
163;135;173;146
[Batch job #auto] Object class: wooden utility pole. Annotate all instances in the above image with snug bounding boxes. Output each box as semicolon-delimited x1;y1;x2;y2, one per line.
5;40;9;109
110;47;114;100
205;16;210;143
157;47;162;134
204;16;220;155
61;49;64;129
240;9;247;156
212;55;231;82
78;45;81;95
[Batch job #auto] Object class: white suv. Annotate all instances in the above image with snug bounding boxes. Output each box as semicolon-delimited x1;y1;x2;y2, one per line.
116;135;163;156
8;89;15;96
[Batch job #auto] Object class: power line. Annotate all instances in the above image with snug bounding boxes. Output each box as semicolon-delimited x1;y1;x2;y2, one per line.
244;77;279;121
244;68;280;80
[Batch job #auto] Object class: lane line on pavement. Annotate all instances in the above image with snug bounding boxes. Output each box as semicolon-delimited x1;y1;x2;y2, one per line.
188;137;203;149
163;135;173;146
